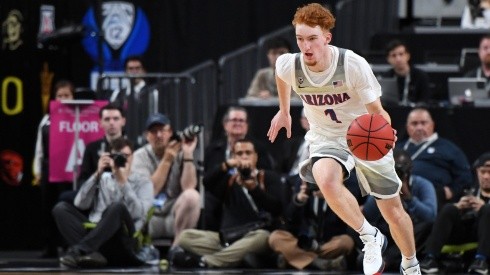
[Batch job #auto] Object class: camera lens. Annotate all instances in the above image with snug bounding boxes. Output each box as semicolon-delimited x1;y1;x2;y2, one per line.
111;153;127;167
239;167;252;179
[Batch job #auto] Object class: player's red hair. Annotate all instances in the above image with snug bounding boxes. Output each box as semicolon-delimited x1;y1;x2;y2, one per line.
292;3;336;32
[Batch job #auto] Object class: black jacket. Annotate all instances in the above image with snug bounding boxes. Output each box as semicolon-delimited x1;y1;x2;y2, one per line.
78;137;111;184
203;163;286;230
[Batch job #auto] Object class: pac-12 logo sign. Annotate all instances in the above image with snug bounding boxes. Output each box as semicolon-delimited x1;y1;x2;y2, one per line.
81;1;150;71
102;2;134;50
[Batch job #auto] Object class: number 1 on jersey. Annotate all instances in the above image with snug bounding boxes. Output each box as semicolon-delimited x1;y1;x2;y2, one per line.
324;109;342;123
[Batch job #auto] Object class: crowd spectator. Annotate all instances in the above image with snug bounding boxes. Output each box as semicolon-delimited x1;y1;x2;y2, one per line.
205;106;274;174
420;151;490;275
78;103;126;185
131;113;200;248
33;79;75;257
246;37;291;99
461;0;490;29
169;138;286;268
378;39;431;106
268;175;362;271
53;137;153;268
397;107;473;210
464;34;490;92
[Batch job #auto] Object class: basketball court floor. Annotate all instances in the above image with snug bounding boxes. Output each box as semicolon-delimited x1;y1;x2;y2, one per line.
0;250;415;274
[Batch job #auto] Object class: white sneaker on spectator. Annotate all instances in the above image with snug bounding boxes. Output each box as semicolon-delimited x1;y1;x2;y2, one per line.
401;263;421;275
360;228;387;275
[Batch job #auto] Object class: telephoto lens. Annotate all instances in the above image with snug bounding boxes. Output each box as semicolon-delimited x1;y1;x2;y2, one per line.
171;124;203;142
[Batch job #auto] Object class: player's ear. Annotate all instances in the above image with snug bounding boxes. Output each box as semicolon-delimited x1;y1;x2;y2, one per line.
324;32;332;44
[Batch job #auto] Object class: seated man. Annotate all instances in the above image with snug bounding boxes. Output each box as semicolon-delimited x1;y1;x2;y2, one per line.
420;151;490;275
131;113;200;247
170;138;286;268
268;174;362;271
205;106;275;173
464;34;490;91
246;37;291;99
396;107;473;211
378;39;431;106
52;137;153;267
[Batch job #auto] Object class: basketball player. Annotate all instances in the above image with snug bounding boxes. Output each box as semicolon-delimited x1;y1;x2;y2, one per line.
267;3;420;275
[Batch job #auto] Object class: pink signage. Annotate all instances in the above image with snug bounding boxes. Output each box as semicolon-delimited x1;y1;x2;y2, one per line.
49;100;107;182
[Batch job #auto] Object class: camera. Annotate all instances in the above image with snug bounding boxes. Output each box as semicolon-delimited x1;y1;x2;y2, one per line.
464;187;476;197
110;153;127;168
297;234;319;252
461;187;477;220
171;124;202;142
238;167;253;180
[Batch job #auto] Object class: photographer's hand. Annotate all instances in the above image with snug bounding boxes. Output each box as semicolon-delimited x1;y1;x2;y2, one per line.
400;180;412;201
96;153;113;177
236;159;253;171
182;136;198;158
469;196;485;212
163;140;181;163
455;195;473;210
113;159;130;186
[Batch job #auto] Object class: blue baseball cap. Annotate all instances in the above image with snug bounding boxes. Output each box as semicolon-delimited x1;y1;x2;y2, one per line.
145;113;171;130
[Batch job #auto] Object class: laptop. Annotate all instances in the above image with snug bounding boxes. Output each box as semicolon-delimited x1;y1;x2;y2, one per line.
378;78;399;106
447;77;490;106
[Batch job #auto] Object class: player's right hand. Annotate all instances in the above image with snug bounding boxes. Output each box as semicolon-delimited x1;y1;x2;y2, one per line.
267;110;292;143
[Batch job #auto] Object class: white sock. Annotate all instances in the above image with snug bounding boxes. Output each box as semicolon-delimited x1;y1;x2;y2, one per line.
356;218;377;236
401;254;418;269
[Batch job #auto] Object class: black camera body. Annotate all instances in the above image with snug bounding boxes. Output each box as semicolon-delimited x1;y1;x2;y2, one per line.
238;167;253;180
110;153;127;168
171;124;202;142
297;233;319;251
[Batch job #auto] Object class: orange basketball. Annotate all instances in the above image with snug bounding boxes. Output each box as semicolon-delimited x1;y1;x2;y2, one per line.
346;114;394;161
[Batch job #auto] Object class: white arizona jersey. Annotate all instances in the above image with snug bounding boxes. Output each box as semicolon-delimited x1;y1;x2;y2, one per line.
276;46;381;139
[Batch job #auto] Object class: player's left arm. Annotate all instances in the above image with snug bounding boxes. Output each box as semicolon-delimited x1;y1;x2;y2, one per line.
345;51;390;124
365;99;392;125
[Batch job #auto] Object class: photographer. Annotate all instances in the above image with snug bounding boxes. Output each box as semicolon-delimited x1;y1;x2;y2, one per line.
52;137;153;268
268;175;362;271
169;138;286;268
131;113;200;248
420;152;490;274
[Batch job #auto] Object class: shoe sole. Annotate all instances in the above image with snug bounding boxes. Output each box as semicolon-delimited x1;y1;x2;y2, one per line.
373;262;385;275
468;268;488;275
59;258;78;268
420;266;439;274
